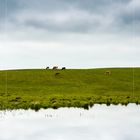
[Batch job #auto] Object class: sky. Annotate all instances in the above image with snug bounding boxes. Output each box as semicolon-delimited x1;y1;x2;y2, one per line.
0;0;140;69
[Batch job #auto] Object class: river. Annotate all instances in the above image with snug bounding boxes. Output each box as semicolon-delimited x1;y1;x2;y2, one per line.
0;104;140;140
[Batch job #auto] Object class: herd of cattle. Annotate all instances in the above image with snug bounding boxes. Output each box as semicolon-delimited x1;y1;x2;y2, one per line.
45;66;66;76
46;66;66;70
45;66;111;76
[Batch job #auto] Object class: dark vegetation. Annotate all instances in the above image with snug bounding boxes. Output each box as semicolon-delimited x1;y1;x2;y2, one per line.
0;68;140;110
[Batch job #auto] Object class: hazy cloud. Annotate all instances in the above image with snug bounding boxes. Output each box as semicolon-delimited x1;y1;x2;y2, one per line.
0;0;139;69
0;0;139;34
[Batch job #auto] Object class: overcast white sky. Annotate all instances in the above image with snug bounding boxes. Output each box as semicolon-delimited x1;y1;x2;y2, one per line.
0;0;140;69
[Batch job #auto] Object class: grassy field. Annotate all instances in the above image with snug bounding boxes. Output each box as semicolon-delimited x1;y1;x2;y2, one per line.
0;68;140;110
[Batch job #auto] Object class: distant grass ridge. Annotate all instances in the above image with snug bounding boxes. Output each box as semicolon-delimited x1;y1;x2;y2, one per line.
0;68;140;110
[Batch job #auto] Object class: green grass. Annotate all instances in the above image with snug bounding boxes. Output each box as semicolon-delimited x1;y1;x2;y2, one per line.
0;68;140;110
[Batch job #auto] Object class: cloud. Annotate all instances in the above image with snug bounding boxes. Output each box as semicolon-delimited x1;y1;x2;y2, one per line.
0;0;139;34
0;0;139;69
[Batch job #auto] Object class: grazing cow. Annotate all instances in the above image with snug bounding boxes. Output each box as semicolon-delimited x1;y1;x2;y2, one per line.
55;73;60;76
46;67;49;69
105;71;111;75
53;66;58;70
62;67;66;70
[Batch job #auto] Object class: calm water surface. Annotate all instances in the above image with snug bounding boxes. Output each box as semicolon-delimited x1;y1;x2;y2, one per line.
0;104;140;140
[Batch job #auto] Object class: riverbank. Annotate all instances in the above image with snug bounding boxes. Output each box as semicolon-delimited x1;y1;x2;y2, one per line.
0;68;140;110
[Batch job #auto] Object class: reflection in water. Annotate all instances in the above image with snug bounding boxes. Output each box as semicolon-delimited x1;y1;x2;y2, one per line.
0;104;140;140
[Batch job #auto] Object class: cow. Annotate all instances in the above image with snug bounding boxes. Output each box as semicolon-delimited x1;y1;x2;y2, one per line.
105;71;111;75
62;67;66;70
53;66;58;70
55;73;60;76
46;67;49;69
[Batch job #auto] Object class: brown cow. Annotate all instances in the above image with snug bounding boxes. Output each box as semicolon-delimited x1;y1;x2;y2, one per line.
105;71;111;75
55;73;60;76
53;66;58;70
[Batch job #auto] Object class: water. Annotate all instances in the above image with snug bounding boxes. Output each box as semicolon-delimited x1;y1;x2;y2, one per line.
0;104;140;140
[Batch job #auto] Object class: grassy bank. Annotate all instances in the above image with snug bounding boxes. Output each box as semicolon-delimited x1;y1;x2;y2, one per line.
0;68;140;110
